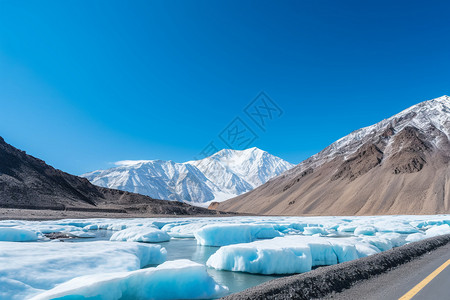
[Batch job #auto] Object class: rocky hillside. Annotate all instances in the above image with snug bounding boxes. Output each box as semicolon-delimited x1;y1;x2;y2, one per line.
213;95;450;215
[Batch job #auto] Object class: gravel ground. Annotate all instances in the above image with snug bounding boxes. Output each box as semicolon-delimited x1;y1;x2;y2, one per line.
221;234;450;300
0;207;237;220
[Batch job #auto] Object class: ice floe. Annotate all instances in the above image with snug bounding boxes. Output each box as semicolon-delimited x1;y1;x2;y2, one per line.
110;226;171;243
194;224;282;246
0;227;38;242
0;241;166;300
425;224;450;237
207;235;389;274
30;260;228;300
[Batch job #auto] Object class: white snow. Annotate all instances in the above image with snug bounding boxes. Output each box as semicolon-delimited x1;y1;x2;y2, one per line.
194;224;282;246
0;227;38;241
30;260;228;300
0;241;167;300
110;226;171;243
81;147;294;204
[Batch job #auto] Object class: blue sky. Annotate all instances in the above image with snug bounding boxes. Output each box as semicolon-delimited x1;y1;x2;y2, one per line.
1;0;449;175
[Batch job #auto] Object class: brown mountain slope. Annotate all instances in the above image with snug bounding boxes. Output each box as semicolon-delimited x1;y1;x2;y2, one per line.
213;96;450;215
0;136;216;215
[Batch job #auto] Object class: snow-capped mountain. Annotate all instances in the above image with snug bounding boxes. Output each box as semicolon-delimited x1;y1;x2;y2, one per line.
215;95;450;215
286;95;450;175
81;148;294;205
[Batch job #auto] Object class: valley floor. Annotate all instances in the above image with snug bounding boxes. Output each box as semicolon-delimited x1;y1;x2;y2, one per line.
0;207;234;221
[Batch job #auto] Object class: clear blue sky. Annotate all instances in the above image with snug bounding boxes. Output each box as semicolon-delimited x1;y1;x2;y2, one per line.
1;0;449;175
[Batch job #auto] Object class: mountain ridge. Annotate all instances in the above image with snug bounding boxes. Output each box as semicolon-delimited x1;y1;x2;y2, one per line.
82;147;294;204
213;95;450;215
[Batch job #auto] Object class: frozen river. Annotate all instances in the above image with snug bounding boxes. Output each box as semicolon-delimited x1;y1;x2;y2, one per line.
1;215;450;299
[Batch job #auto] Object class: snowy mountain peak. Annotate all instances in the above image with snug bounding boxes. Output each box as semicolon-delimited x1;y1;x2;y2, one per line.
114;160;155;167
287;95;450;176
82;148;294;205
208;147;264;158
434;95;449;102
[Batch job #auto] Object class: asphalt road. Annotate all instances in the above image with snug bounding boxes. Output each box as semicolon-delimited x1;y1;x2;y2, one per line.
328;243;450;300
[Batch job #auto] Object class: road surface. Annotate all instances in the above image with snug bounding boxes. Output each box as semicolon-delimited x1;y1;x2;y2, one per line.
328;243;450;300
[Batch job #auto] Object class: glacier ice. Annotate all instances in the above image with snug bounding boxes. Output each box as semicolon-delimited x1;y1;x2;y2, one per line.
195;224;282;246
206;236;381;274
162;222;208;238
302;226;329;236
30;260;228;300
0;227;38;242
110;226;171;242
354;225;377;236
0;241;167;300
405;232;426;242
2;214;450;298
425;224;450;237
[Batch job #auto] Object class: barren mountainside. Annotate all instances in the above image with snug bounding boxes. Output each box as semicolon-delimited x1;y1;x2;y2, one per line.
213;95;450;215
0;137;214;215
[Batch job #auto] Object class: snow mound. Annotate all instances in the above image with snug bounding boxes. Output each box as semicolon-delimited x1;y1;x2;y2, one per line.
110;226;171;243
206;236;380;274
0;227;38;242
31;260;228;300
194;224;282;246
425;224;450;237
0;241;167;300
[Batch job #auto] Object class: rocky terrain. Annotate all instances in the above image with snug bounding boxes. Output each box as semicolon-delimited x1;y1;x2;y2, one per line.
213;95;450;215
